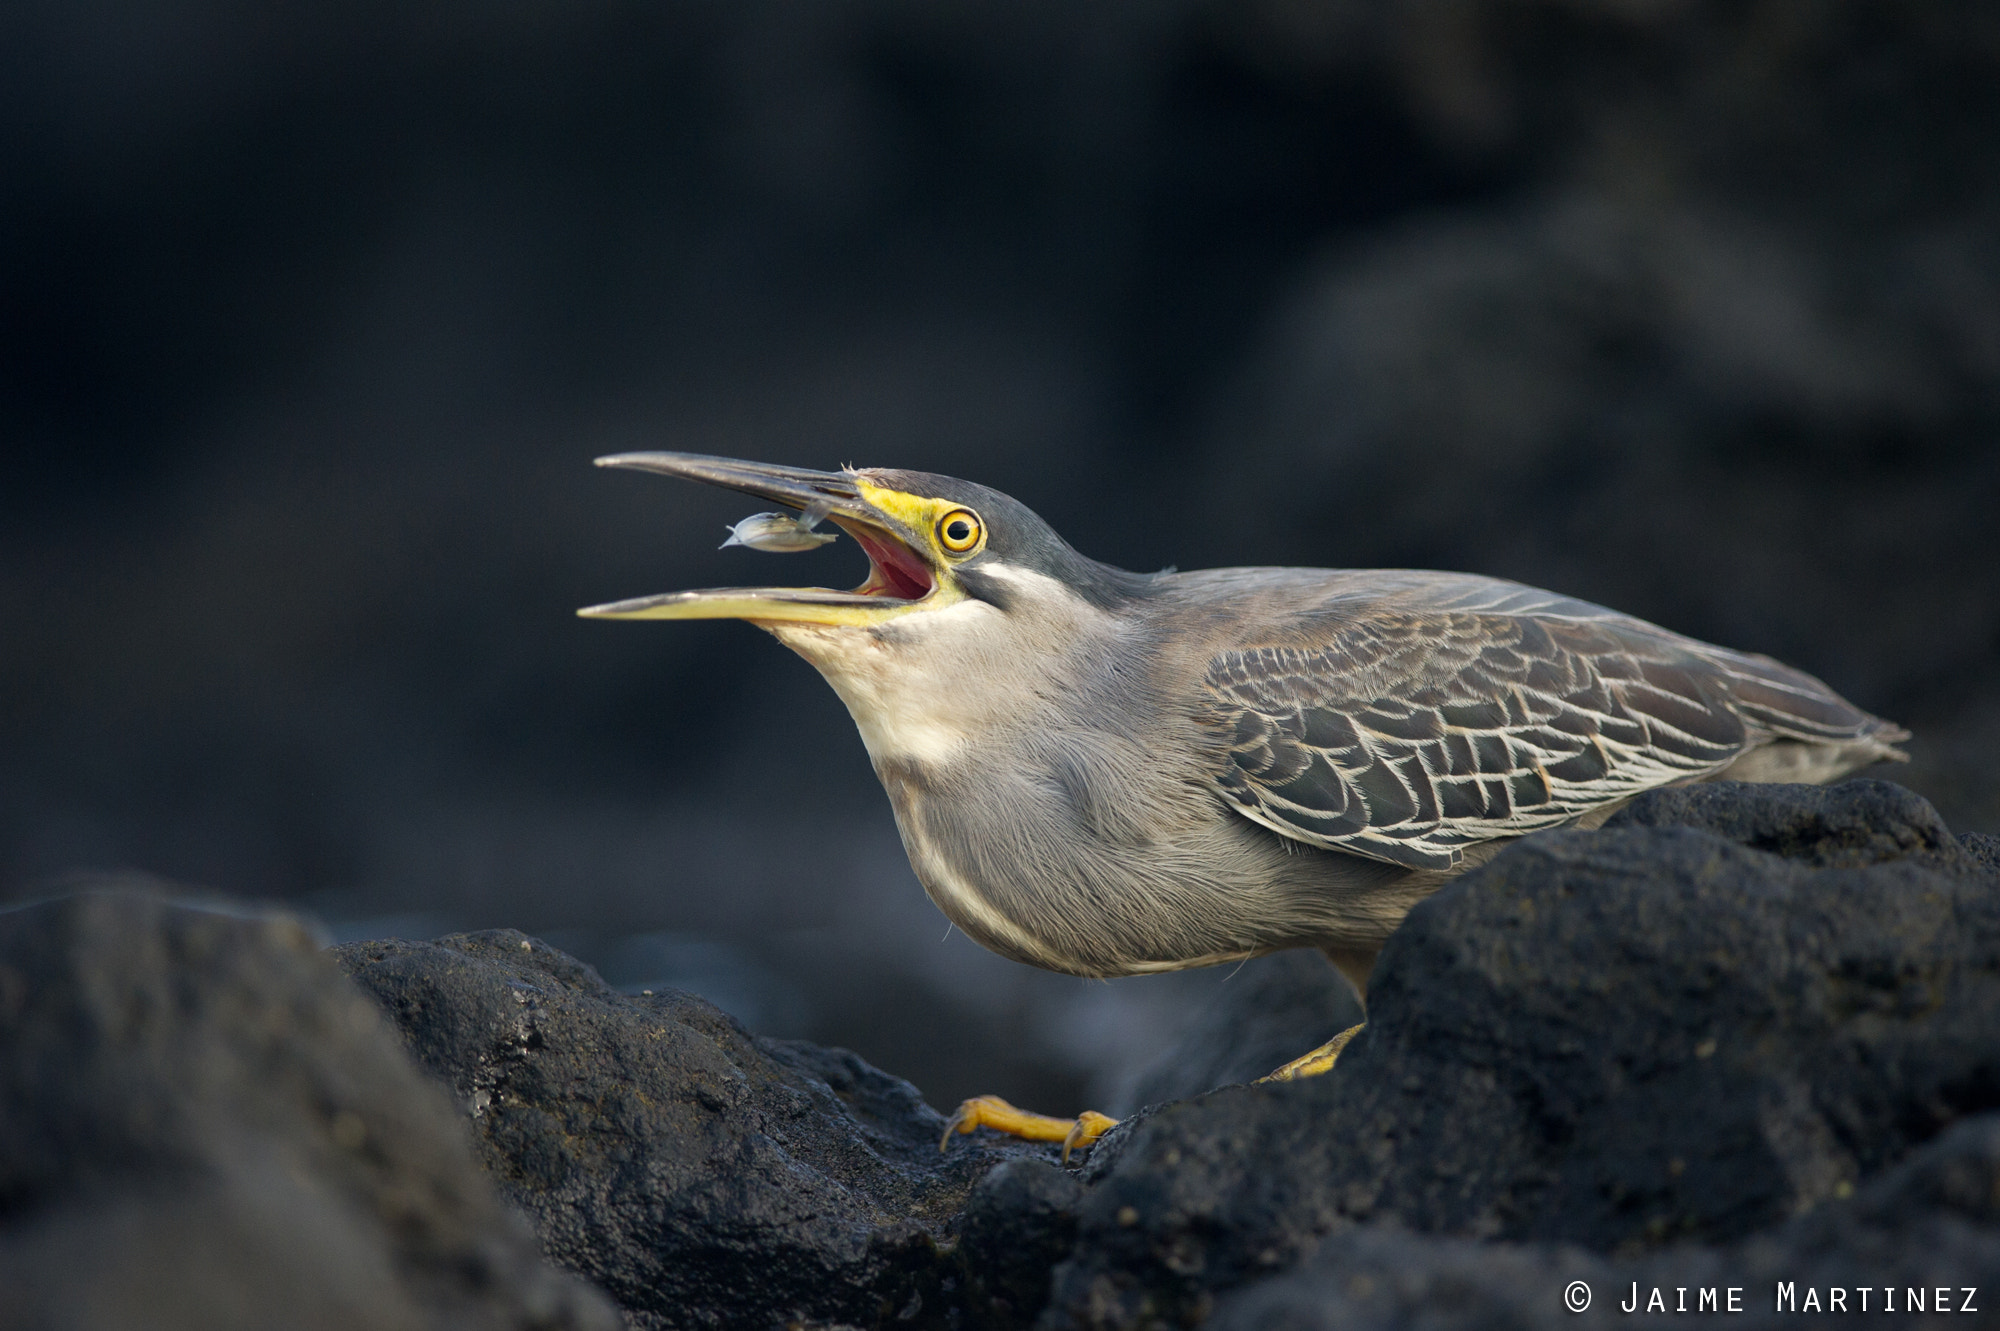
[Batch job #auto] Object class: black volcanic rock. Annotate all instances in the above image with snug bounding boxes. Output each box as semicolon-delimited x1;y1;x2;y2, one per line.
16;780;1992;1330
958;1159;1086;1330
0;886;618;1331
1603;778;1983;872
333;929;1058;1330
1043;782;2000;1328
14;780;1970;1331
1966;833;2000;879
1210;1111;2000;1330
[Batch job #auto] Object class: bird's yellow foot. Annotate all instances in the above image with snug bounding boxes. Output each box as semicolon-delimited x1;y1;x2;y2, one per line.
940;1095;1119;1162
1257;1022;1366;1082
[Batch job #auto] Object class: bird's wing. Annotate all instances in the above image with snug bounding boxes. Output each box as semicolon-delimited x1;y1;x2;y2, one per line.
1196;609;1756;870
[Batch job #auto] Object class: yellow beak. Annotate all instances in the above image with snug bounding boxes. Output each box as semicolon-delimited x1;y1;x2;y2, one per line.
577;452;941;628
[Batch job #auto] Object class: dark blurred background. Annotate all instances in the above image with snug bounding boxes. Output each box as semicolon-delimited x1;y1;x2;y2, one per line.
5;0;1997;1116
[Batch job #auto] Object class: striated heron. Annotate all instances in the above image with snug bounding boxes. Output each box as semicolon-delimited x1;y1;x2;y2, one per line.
580;453;1909;1155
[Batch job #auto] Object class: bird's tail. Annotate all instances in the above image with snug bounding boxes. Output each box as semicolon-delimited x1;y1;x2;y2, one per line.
1698;645;1910;782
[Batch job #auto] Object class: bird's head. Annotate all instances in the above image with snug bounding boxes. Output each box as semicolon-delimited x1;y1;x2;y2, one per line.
577;451;1143;632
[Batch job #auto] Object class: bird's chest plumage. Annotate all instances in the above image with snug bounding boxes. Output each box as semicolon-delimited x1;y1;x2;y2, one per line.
867;757;1071;967
771;588;1212;969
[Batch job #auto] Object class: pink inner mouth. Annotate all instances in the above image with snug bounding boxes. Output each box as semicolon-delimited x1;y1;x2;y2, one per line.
846;525;935;600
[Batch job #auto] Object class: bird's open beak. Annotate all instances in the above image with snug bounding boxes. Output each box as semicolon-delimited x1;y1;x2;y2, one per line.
577;452;942;627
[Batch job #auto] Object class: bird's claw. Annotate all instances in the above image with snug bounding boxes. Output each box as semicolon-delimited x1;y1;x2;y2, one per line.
940;1094;1118;1163
1062;1111;1118;1161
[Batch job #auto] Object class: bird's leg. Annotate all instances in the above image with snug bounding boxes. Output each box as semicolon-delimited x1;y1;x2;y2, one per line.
940;1096;1119;1162
1320;944;1375;1002
944;947;1374;1155
1256;1022;1365;1080
1254;943;1372;1080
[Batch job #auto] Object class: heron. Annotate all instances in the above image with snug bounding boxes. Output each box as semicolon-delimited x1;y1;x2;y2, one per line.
580;453;1909;1155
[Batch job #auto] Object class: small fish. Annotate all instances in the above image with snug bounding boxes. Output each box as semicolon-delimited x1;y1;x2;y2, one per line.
720;506;839;553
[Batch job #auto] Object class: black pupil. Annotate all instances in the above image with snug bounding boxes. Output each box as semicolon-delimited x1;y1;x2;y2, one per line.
947;519;971;542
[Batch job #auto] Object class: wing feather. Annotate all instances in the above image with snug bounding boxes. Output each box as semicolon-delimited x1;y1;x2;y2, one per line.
1199;608;1764;869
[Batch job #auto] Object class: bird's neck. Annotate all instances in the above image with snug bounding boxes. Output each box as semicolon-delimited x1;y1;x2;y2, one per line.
769;569;1122;772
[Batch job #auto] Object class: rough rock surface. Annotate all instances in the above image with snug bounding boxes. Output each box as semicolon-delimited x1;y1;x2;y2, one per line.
23;780;1988;1329
1212;1112;2000;1329
0;886;619;1331
333;929;1059;1330
1042;782;2000;1328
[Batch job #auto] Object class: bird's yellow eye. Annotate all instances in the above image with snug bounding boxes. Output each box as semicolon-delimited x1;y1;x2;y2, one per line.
937;508;983;554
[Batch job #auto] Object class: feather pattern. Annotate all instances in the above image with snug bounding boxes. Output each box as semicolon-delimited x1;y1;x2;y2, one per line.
1196;594;1898;871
